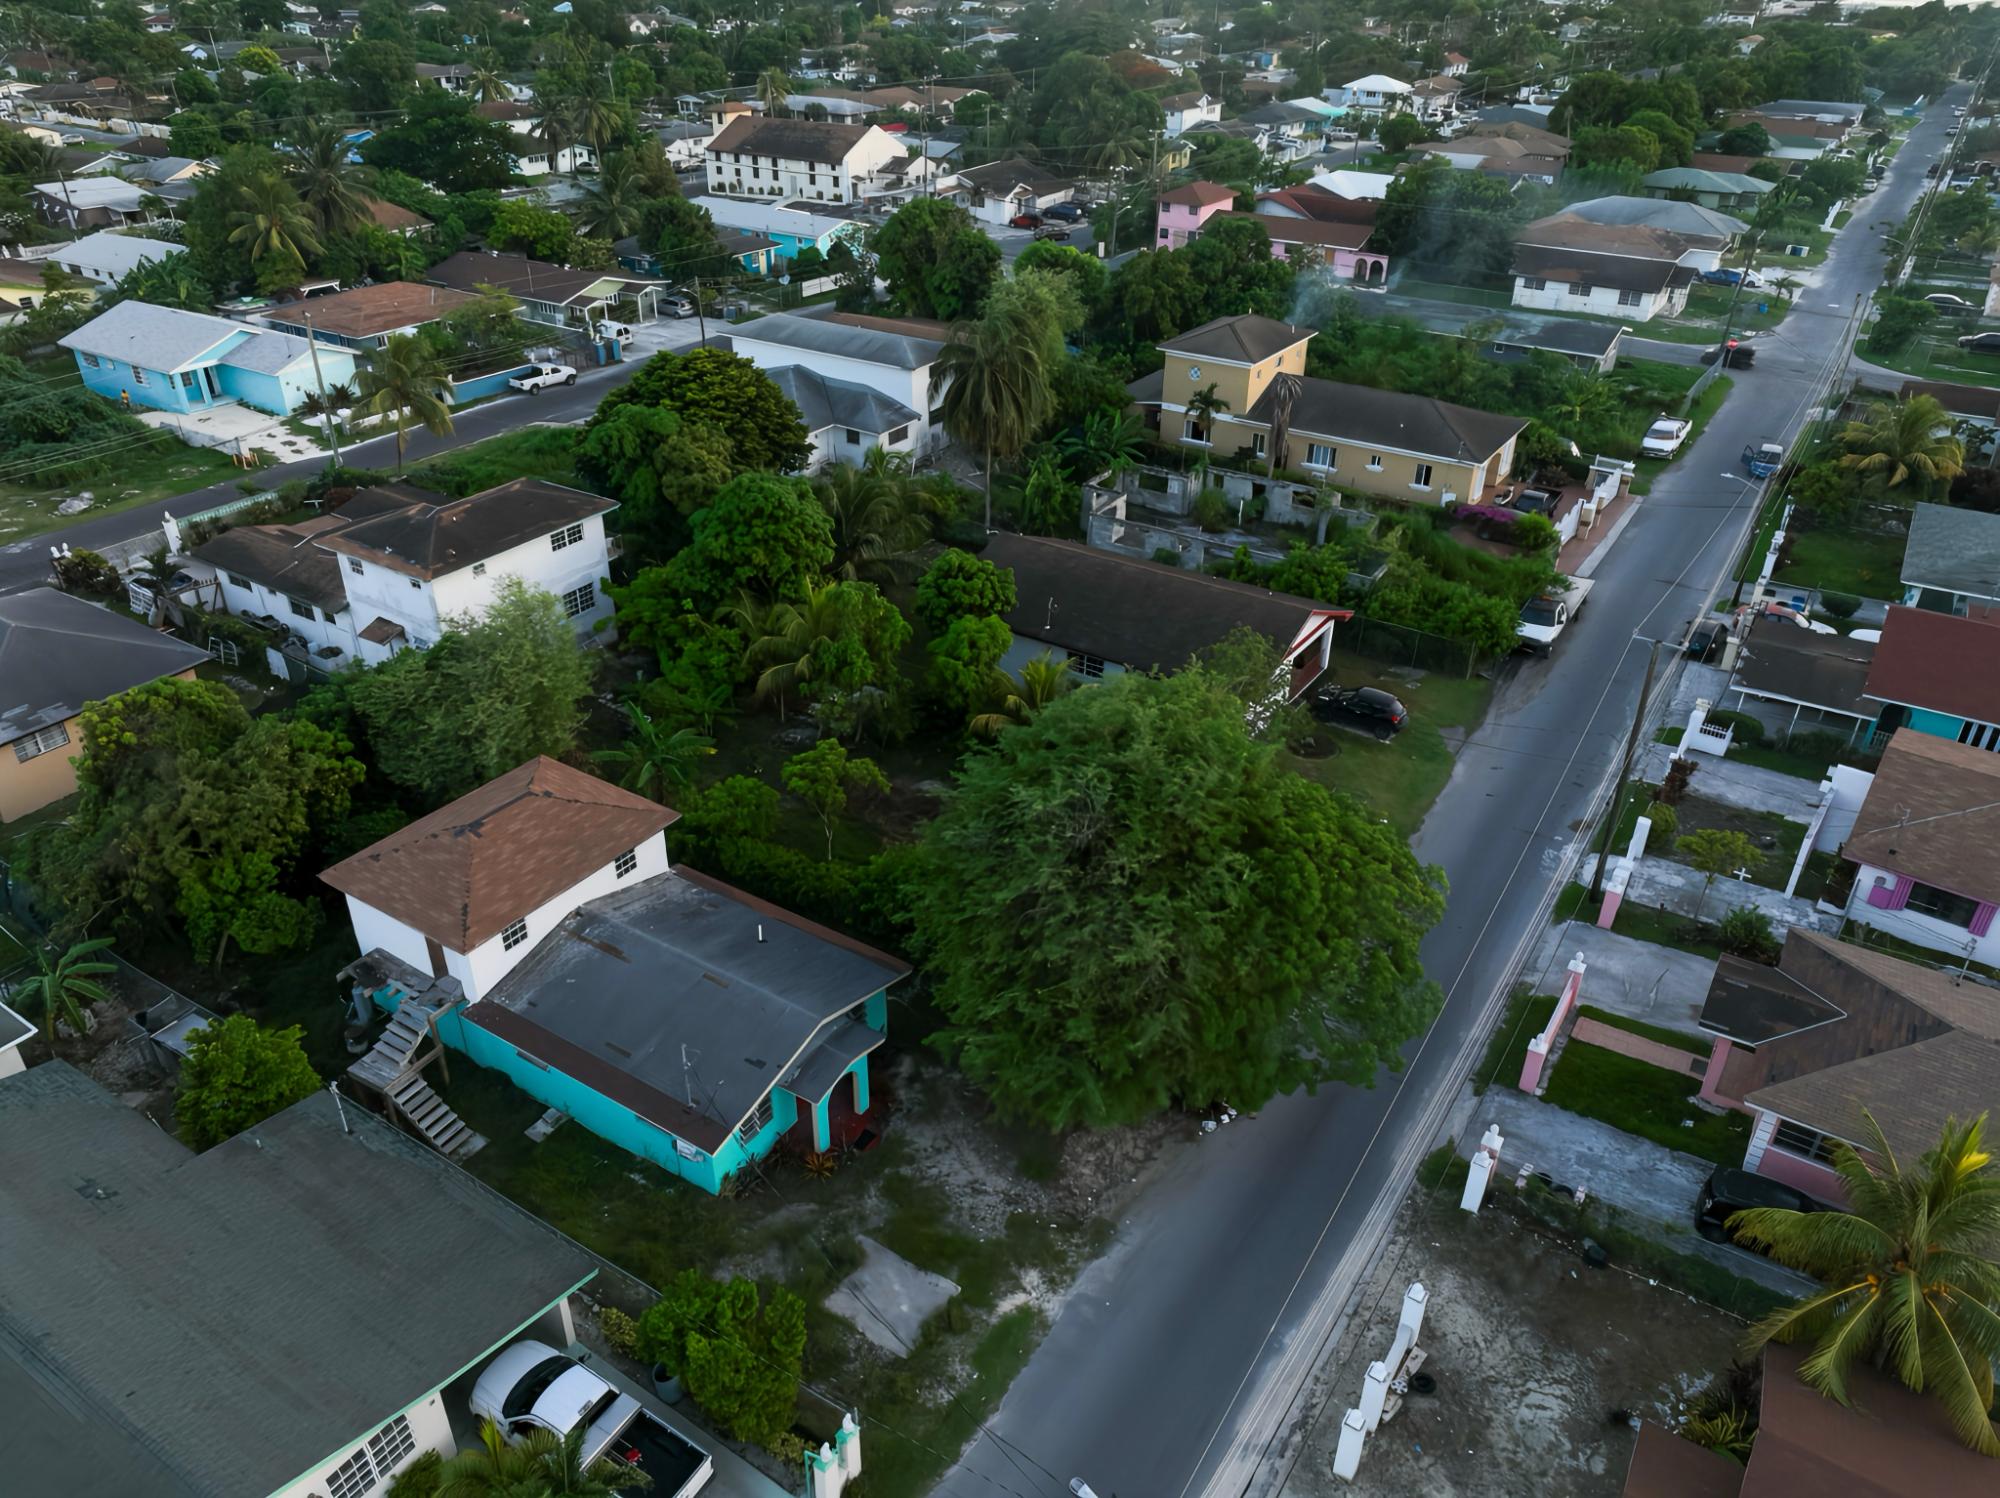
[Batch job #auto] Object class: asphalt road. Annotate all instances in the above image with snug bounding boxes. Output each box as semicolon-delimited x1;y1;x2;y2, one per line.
941;90;1962;1498
0;341;660;595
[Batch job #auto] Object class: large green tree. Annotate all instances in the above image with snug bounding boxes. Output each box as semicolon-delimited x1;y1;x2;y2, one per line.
1732;1112;2000;1455
175;1015;321;1150
593;348;811;474
911;662;1447;1127
343;578;598;804
358;91;518;193
869;196;1000;321
578;403;734;555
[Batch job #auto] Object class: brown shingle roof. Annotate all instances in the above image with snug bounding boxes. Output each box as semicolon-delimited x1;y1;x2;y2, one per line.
708;115;874;164
265;281;475;340
1519;215;1695;260
474;98;537;121
320;758;679;951
1863;605;2000;727
363;196;430;233
1790;928;2000;1039
1158;180;1236;209
1746;1029;2000;1158
1843;728;2000;899
1227;211;1369;250
315;478;616;580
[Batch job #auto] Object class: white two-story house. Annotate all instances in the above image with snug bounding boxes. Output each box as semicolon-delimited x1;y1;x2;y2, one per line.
473;99;597;176
1160;89;1223;138
725;305;950;465
704;116;906;204
191;478;616;669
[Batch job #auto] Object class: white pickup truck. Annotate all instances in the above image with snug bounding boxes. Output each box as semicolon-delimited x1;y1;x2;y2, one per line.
1517;577;1593;653
469;1342;713;1497
1639;415;1692;458
508;363;578;394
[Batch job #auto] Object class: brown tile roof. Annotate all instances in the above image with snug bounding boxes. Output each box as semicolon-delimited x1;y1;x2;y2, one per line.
1746;1029;2000;1156
1863;605;2000;727
1227;211;1369;250
362;196;430;233
1620;1420;1742;1498
1158;180;1236;208
474;98;537;122
320;758;679;951
1843;728;2000;899
265;281;475;340
1790;928;2000;1039
1692;152;1763;174
1256;185;1377;225
709;115;875;164
315;478;616;580
427;249;660;306
1456;121;1571;155
1898;378;2000;422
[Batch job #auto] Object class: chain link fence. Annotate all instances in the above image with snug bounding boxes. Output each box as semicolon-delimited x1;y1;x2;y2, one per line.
1339;613;1485;678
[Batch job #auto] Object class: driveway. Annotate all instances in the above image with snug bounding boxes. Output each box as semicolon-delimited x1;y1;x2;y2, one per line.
1529;923;1717;1039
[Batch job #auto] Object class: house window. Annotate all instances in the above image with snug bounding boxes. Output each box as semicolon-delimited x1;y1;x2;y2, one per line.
887;425;910;444
562;582;595;618
1616;288;1642;307
1771;1119;1840;1164
1366;454;1384;471
550;522;585;551
1183;418;1208;444
346;557;363;575
408;577;420;589
1306;442;1334;468
81;353;101;368
288;595;314;619
367;1415;416;1473
1412;463;1434;489
1566;282;1590;297
132;368;148;384
501;917;528;951
844;428;861;444
1066;651;1106;679
1906;881;1981;928
1521;277;1546;291
180;370;199;388
227;572;253;589
737;1094;775;1143
324;1446;377;1498
1958;719;2000;752
1252;432;1267;458
614;847;638;879
13;723;70;763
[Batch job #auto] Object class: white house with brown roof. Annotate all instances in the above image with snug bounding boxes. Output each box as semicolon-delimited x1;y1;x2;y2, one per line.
949;156;1076;226
472;98;597;176
704;116;906;203
1510;216;1701;322
190;478;617;668
1160;89;1222;137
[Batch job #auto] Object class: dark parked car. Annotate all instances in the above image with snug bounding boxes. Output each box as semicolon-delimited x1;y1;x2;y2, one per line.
1924;292;1978;312
1959;331;2000;354
1685;618;1727;662
1311;685;1408;739
1700;341;1755;368
1008;212;1043;229
1695;1166;1822;1247
1042;201;1083;221
1032;223;1071;241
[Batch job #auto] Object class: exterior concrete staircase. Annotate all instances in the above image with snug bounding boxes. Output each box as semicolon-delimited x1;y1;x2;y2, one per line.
346;998;485;1161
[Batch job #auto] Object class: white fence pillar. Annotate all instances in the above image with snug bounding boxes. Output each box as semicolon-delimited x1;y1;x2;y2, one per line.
1332;1408;1366;1481
1460;1123;1503;1213
1399;1282;1428;1349
838;1412;861;1477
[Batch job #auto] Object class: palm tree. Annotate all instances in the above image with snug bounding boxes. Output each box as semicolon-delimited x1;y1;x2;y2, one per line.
815;454;927;583
285;119;375;239
437;1419;650;1498
1838;394;1965;496
933;304;1058;530
757;66;793;118
1184;382;1230;446
1061;408;1145;483
576;154;645;239
741;583;849;717
1730;1111;2000;1456
356;334;453;470
1265;371;1303;472
594;700;714;795
226;172;321;271
969;652;1073;737
530;87;578;173
1554;372;1615;429
15;938;117;1040
568;73;621;163
467;54;510;104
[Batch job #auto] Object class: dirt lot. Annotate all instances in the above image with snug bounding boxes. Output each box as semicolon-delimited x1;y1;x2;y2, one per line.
1287;1187;1748;1497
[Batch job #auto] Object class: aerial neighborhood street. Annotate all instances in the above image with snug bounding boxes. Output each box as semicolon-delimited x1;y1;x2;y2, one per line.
2;6;1999;1498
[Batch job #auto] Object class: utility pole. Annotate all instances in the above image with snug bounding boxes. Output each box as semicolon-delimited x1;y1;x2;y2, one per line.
301;312;345;466
1589;638;1662;904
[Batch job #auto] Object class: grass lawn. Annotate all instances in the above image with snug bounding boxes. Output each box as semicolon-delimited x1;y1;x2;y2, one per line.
1284;647;1494;838
0;434;245;545
1771;524;1908;600
1575;1003;1707;1055
407;425;584;495
1471;990;1559;1094
1856;329;2000;388
1657;725;1844;782
1542;1039;1750;1166
1552;882;1725;960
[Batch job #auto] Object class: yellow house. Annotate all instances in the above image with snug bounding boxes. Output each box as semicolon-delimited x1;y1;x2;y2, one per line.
0;589;209;823
1132;314;1529;507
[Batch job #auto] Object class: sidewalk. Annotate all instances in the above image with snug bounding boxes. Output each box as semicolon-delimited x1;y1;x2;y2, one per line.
1529;923;1716;1039
1578;852;1837;933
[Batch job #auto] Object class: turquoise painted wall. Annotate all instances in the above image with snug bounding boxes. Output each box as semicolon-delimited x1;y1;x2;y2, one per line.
1907;707;1966;739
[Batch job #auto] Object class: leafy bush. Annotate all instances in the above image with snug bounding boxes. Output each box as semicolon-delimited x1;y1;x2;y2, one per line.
634;1272;808;1450
175;1015;321;1151
1153;547;1183;566
1719;906;1778;962
385;1451;442;1498
1704;709;1766;746
1657;755;1699;806
1193;488;1229;533
1817;590;1861;618
1642;801;1678;847
598;1305;639;1358
1512;513;1558;552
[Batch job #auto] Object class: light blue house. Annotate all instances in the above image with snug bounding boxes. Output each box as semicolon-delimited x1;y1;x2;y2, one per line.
1861;604;2000;753
323;757;909;1194
689;195;869;263
60;300;356;418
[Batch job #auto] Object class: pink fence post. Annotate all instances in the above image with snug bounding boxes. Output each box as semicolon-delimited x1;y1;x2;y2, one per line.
1519;954;1587;1092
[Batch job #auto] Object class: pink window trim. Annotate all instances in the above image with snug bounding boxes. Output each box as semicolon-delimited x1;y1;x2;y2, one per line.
1973;902;1998;939
1865;873;1913;910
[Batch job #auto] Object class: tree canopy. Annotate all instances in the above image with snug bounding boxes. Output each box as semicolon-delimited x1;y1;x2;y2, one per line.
593;348;811;475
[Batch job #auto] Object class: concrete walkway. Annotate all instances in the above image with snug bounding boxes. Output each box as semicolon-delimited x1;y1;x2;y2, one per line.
1457;1089;1817;1299
1636;739;1826;820
1579;853;1837;933
1530;923;1717;1039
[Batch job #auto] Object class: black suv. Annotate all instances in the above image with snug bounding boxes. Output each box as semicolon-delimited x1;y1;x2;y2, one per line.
1695;1166;1821;1246
1311;685;1408;739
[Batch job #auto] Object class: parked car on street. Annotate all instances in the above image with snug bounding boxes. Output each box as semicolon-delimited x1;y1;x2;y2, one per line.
1742;441;1783;478
1685;618;1728;662
1009;212;1043;229
1700;341;1755;368
1516;578;1592;653
1042;201;1083;221
1959;331;2000;353
1924;292;1978;311
1310;685;1408;739
507;363;578;394
664;294;697;318
1695;1167;1824;1249
1032;223;1071;241
1640;415;1693;457
470;1342;713;1498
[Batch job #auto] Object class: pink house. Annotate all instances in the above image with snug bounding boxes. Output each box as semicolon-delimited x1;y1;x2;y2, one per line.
1155;181;1235;249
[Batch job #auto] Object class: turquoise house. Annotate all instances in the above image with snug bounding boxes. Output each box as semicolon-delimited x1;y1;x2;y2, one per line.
59;299;355;418
323;757;908;1194
1862;604;2000;754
